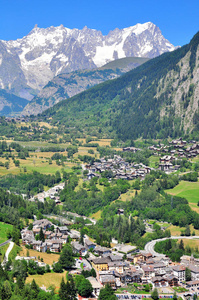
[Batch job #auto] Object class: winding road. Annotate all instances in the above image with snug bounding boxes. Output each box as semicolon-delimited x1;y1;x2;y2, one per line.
1;240;14;266
0;239;11;248
144;235;199;257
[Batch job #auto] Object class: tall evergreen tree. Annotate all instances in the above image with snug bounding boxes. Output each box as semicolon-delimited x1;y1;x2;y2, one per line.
30;279;39;299
179;239;184;251
59;244;75;269
39;227;45;242
59;278;67;300
98;284;117;300
68;277;77;299
151;288;159;300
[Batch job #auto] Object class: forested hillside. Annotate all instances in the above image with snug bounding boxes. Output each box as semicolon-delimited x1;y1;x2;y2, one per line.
40;32;199;140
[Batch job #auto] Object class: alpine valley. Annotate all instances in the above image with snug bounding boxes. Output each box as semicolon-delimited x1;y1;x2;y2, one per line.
1;18;199;300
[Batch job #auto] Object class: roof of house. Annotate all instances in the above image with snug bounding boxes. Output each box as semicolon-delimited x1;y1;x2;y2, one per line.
72;242;85;251
100;275;116;283
165;275;178;281
152;276;167;282
58;226;68;231
87;277;103;289
188;264;199;273
108;261;127;267
172;265;186;272
142;265;155;272
92;257;110;265
95;246;111;253
85;239;96;246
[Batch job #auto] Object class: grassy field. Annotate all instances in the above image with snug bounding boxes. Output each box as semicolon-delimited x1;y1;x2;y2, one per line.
189;202;199;214
149;155;159;168
0;150;74;176
0;222;13;244
0;243;9;263
177;238;199;248
9;244;21;260
26;271;67;290
166;181;199;204
90;210;102;220
192;157;199;163
119;189;138;202
168;224;199;236
94;139;112;146
74;146;99;159
19;246;60;265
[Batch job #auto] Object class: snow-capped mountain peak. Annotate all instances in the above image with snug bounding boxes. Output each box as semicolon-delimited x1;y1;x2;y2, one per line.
0;22;176;99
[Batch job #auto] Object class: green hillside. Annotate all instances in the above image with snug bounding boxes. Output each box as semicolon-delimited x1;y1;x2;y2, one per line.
23;57;149;115
0;89;28;116
99;57;150;70
41;32;199;140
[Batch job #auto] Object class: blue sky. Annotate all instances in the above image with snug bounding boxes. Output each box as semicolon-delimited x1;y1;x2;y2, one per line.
1;0;198;46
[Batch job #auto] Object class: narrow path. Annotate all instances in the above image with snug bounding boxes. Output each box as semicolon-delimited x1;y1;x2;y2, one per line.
0;239;11;248
2;241;14;266
144;235;199;257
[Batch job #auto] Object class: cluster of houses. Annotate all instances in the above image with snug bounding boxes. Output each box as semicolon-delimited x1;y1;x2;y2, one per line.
149;138;199;173
30;182;65;204
20;218;199;297
123;147;141;153
86;155;152;181
70;237;199;292
85;138;199;181
21;219;69;253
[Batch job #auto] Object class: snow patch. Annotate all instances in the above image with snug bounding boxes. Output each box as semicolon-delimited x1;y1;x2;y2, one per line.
130;22;152;35
0;78;4;89
56;54;68;62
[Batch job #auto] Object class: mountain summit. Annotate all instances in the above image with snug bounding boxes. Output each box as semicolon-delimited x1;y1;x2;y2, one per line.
0;22;176;99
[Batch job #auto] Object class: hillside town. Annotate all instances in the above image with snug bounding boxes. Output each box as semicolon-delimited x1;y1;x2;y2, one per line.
19;218;199;299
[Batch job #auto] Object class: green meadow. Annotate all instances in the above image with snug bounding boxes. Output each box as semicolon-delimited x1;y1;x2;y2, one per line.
0;222;13;244
166;180;199;203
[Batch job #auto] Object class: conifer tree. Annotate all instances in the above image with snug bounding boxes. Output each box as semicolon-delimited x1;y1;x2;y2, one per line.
30;279;39;299
59;278;67;300
68;277;77;299
38;227;45;242
151;288;159;300
98;284;117;300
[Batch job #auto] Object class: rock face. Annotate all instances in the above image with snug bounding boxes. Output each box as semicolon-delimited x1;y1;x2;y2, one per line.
22;57;150;115
1;22;176;100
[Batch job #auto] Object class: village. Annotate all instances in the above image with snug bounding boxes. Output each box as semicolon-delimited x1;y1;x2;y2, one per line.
19;218;199;299
85;138;199;181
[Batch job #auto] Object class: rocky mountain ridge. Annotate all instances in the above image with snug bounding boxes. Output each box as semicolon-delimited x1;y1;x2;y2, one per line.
22;57;150;115
0;22;176;100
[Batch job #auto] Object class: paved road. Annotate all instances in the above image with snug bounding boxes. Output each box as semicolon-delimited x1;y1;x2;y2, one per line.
75;258;92;270
0;239;11;248
145;236;199;257
1;241;14;266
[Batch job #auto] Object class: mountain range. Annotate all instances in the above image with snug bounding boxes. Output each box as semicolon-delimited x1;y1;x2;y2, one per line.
22;57;150;115
0;22;176;115
40;31;199;140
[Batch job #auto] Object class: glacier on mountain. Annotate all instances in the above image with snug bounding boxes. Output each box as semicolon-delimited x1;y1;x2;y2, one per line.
0;22;176;98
